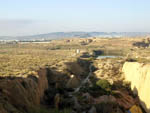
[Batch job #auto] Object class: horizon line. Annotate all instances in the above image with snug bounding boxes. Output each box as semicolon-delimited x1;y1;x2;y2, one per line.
0;31;150;37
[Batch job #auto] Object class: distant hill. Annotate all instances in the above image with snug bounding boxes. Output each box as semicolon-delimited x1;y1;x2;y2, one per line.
0;32;150;41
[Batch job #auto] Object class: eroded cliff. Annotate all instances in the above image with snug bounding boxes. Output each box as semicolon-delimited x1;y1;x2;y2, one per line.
0;68;49;113
0;58;91;113
122;62;150;113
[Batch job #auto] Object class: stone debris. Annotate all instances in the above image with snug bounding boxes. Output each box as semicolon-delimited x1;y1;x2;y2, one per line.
93;95;116;104
114;90;136;109
82;93;94;104
88;106;97;113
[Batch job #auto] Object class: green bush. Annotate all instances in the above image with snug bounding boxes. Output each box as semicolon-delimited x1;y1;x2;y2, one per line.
96;79;111;91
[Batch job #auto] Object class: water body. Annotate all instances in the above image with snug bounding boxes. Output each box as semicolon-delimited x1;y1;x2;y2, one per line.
97;55;121;59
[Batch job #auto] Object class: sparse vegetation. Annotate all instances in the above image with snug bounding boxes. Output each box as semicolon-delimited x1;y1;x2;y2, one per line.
0;37;148;113
1;37;150;77
96;79;111;91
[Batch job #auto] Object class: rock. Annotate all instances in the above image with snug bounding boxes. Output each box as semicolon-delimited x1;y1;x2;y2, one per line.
73;97;82;111
66;75;81;88
95;101;118;113
82;93;94;104
122;62;150;113
94;95;116;104
88;106;97;113
0;68;49;113
54;93;60;109
70;110;77;113
113;90;136;109
116;107;124;113
129;105;143;113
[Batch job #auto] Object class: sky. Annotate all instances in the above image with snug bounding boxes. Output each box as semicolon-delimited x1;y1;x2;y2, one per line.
0;0;150;36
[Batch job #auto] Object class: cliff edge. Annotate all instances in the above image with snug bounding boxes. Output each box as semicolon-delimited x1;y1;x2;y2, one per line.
122;62;150;113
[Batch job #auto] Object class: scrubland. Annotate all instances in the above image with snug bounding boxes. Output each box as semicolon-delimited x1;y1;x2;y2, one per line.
0;37;150;113
0;37;149;77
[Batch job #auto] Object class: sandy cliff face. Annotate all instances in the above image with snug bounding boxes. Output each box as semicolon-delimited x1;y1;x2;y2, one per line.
122;62;150;113
0;68;48;113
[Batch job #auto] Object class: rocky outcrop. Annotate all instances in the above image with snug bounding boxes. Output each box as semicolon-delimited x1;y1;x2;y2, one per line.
0;68;48;113
122;62;150;113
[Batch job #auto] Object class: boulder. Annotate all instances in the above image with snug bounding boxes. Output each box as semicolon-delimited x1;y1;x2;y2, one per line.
88;106;97;113
113;90;136;109
82;93;94;104
66;75;81;88
94;95;116;104
73;97;82;110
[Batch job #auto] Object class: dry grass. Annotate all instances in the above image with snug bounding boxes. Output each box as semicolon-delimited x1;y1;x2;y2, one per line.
0;37;149;77
0;43;78;77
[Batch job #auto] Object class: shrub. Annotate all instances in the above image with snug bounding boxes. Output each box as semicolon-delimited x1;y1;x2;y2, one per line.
96;79;111;91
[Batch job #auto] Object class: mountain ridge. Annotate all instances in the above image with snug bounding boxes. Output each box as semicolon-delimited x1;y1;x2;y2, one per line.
0;32;150;41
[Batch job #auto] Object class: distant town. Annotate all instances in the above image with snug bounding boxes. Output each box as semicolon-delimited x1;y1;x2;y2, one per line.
0;39;51;44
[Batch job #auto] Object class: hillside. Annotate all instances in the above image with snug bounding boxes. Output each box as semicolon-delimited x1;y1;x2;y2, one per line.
0;32;150;41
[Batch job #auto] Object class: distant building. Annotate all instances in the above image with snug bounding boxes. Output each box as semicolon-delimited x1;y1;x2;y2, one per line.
133;38;150;48
76;49;80;54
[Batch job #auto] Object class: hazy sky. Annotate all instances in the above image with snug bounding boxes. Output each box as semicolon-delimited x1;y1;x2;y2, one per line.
0;0;150;36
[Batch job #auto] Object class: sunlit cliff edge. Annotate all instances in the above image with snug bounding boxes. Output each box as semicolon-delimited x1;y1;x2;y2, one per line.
122;62;150;113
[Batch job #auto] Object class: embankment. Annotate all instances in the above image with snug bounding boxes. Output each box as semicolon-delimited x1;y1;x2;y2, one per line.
122;62;150;113
0;68;49;113
0;58;91;113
